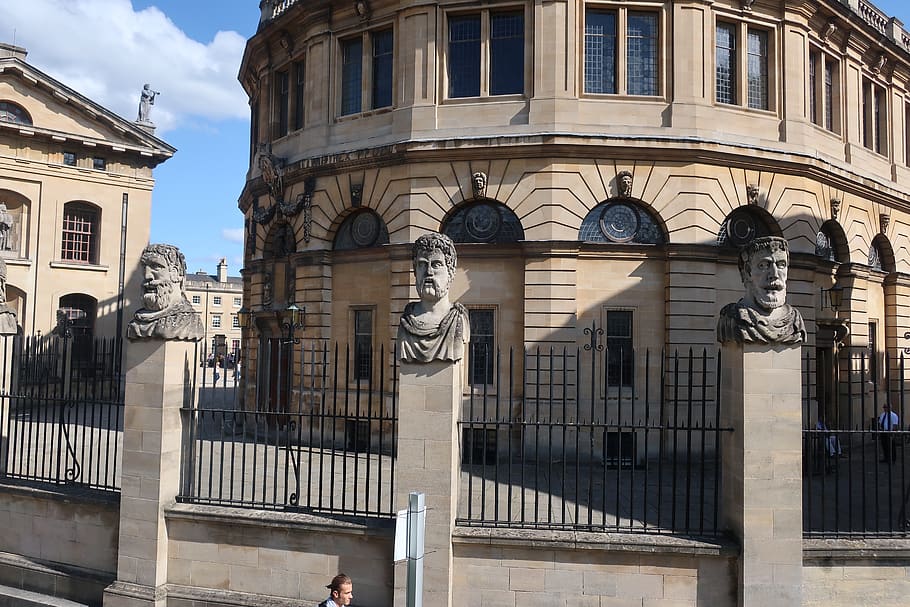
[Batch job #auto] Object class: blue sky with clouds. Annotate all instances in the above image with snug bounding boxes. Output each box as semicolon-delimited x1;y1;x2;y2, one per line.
0;0;909;275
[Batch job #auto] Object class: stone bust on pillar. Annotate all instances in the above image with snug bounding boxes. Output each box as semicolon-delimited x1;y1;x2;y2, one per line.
717;236;806;345
127;243;204;341
398;232;470;363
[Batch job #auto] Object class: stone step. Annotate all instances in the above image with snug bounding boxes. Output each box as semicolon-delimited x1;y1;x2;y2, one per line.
0;583;90;607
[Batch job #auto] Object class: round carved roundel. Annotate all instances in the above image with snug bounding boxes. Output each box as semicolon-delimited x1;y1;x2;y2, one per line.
725;213;757;246
464;203;502;242
351;211;380;247
599;203;640;243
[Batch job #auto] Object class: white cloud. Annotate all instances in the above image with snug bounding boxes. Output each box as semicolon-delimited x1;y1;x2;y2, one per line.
1;0;248;133
222;228;244;243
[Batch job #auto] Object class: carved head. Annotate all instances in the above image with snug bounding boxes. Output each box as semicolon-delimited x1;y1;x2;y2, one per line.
746;184;759;205
413;232;457;304
617;170;633;198
739;236;790;312
471;171;487;199
139;244;186;312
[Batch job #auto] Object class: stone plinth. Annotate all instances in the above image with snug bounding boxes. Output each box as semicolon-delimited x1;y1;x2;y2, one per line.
394;360;462;607
104;339;197;607
720;343;802;607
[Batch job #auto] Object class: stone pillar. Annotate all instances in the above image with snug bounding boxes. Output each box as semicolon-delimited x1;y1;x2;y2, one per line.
720;343;802;607
103;339;197;607
394;360;462;607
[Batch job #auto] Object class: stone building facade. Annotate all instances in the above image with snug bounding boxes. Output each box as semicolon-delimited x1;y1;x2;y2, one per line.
185;258;244;362
239;0;910;427
0;43;174;338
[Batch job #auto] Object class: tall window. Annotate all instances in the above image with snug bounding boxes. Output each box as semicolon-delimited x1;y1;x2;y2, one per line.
716;23;770;110
468;308;495;385
232;315;240;329
274;69;289;137
341;38;363;115
606;310;633;387
340;29;394;116
353;309;373;381
61;202;99;264
863;78;887;155
715;23;736;105
448;10;525;99
746;29;768;109
294;61;305;130
212;314;222;329
584;8;659;96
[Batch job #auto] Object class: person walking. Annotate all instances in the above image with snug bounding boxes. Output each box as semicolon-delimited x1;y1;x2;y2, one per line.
878;403;899;463
318;573;353;607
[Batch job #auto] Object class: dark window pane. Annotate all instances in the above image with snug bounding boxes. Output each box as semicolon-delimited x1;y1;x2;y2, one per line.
824;59;834;131
341;37;363;115
809;52;817;125
469;309;494;385
354;309;373;381
449;15;481;98
275;70;289;135
585;9;617;94
0;101;32;125
92;157;106;171
606;310;632;387
747;29;768;110
372;29;394;108
490;12;524;95
63;151;76;166
627;12;658;96
715;23;736;104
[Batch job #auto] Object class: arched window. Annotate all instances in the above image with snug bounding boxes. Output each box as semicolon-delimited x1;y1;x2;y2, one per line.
334;210;390;250
61;202;100;264
0;101;32;125
717;207;777;248
442;201;524;244
59;293;96;362
815;221;847;263
868;235;895;273
579;200;665;244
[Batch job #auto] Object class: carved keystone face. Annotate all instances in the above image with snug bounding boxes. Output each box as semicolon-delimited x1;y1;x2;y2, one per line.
744;247;788;311
141;253;180;311
414;249;450;304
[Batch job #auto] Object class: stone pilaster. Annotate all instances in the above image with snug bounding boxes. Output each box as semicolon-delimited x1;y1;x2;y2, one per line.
720;343;802;607
103;339;197;607
394;360;462;607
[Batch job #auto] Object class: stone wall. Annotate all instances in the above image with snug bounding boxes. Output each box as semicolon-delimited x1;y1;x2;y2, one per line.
804;542;910;607
0;483;118;604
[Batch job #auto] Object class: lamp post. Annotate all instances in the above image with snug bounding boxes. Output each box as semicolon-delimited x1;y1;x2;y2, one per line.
278;303;304;344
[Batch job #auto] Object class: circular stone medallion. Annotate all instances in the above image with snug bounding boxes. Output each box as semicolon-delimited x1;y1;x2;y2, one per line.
599;203;640;242
465;203;502;242
351;212;380;247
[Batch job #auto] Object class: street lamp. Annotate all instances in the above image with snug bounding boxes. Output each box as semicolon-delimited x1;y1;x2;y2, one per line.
278;302;304;344
822;285;844;313
237;306;252;330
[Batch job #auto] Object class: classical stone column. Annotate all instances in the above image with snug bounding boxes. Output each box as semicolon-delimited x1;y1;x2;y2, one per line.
720;343;803;607
104;244;203;607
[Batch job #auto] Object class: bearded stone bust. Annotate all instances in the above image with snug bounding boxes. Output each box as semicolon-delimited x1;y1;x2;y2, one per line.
127;244;204;341
398;232;470;363
717;236;805;345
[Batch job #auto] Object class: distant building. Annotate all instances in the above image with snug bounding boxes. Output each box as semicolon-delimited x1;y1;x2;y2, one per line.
0;43;174;338
185;258;244;361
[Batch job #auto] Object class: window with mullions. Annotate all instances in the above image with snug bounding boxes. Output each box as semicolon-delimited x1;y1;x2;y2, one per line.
809;50;839;132
862;78;887;155
606;310;633;387
340;29;394;116
448;10;525;99
61;202;99;264
468;308;495;386
354;309;373;381
0;101;32;125
294;61;305;130
716;22;770;110
584;9;658;96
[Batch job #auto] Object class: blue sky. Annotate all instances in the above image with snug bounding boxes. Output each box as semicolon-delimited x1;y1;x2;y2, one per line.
0;0;909;275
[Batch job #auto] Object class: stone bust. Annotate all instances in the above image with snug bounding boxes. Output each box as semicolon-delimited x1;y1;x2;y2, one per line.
617;170;633;198
127;244;204;341
0;258;18;335
717;236;806;345
471;171;487;200
398;232;470;363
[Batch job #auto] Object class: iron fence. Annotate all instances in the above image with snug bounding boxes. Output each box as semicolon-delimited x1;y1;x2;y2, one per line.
457;339;730;537
803;348;910;536
1;333;123;492
178;340;398;518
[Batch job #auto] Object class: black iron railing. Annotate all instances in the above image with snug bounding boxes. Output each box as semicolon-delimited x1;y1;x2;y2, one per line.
803;349;910;536
1;334;123;492
179;341;398;518
457;342;730;537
